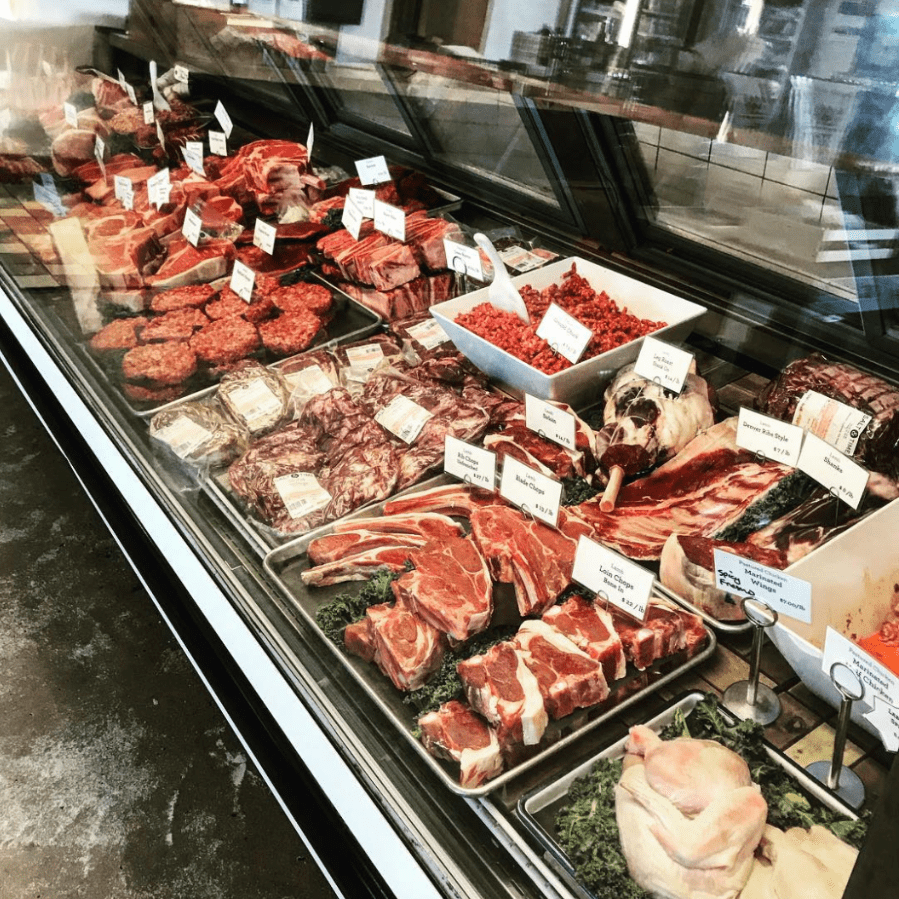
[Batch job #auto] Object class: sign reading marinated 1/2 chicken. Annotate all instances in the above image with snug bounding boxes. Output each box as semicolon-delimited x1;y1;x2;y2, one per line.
375;395;433;444
524;394;576;450
797;431;868;509
535;302;592;364
736;407;803;466
634;335;692;394
572;535;654;620
498;455;562;527
444;435;496;489
713;548;812;623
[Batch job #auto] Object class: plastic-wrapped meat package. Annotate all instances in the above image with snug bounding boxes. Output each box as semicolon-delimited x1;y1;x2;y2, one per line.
216;359;291;436
332;334;404;391
277;349;341;416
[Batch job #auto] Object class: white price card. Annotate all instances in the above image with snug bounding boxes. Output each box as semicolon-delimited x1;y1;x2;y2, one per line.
213;100;233;138
499;455;563;527
373;199;406;241
174;64;190;84
375;395;433;444
341;194;364;240
345;342;384;375
229;259;256;302
572;535;655;620
274;472;332;520
147;168;171;208
117;70;137;104
230;378;281;431
156;119;166;149
283;364;335;396
208;130;227;156
736;407;804;467
182;141;205;176
443;239;484;280
797;431;868;509
154;415;212;459
634;335;693;394
525;394;576;450
306;121;315;159
348;187;375;218
63;101;79;128
253;218;277;255
94;135;106;177
823;627;899;752
536;302;592;364
713;548;812;623
444;435;496;489
793;390;872;456
113;175;134;210
143;101;155;125
406;317;449;350
355;155;391;185
182;207;203;247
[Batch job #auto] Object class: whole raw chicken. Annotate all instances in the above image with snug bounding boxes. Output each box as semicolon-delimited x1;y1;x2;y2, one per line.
615;725;768;899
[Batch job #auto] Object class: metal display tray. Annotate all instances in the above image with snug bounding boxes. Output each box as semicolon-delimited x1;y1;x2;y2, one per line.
515;690;859;899
654;581;753;635
262;495;718;798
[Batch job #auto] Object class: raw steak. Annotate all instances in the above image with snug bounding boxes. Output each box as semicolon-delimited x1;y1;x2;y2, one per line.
599;598;697;670
344;619;376;662
147;237;237;288
382;483;498;518
307;530;428;566
331;511;463;540
301;545;416;587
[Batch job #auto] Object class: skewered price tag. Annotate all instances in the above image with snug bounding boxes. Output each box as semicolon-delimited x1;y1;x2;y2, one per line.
444;435;496;489
147;168;171;208
174;64;190;84
406;317;449;350
182;207;203;247
797;431;868;509
341;193;364;240
713;549;812;623
253;218;277;255
230;259;256;302
113;175;134;210
348;187;375;218
208;130;227;156
154;415;212;459
536;303;592;364
736;407;803;466
355;154;391;185
634;336;692;394
793;390;872;456
499;456;562;527
525;394;576;450
213;100;233;138
63;102;79;128
143;101;155;124
94;136;106;177
443;240;484;280
823;627;899;752
117;69;137;104
182;141;205;176
274;472;332;520
373;199;405;241
375;395;433;444
572;536;654;620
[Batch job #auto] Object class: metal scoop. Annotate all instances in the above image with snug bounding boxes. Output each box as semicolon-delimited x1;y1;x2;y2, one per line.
474;232;530;323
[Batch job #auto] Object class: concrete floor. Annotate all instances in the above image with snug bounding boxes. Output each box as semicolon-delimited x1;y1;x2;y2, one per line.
0;363;338;898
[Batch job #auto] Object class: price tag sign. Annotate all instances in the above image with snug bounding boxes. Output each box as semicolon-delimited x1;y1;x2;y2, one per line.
283;364;335;396
147;168;171;208
274;472;332;520
444;435;496;489
174;64;190;84
156;119;166;149
306;121;315;159
823;627;899;752
536;303;592;364
345;342;384;376
213;100;233;138
634;335;693;394
793;390;872;456
208;130;227;156
182;207;203;247
713;549;812;623
499;455;562;527
373;199;406;241
94;135;106;177
525;394;576;450
797;431;868;509
443;239;484;280
348;187;375;218
253;218;277;255
375;395;433;444
63;102;79;128
117;69;137;104
355;155;390;185
341;194;365;240
113;175;134;210
142;101;155;125
406;317;449;350
230;260;256;302
736;407;804;467
572;535;655;620
182;141;205;176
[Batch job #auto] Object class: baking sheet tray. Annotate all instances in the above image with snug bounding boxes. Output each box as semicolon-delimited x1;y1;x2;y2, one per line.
654;582;753;635
263;500;717;797
430;257;707;410
516;690;859;899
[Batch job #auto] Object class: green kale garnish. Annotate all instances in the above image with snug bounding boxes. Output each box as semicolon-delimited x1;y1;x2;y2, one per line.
562;475;601;506
314;567;404;644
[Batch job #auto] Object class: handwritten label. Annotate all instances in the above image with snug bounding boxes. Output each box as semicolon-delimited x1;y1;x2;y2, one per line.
229;259;256;302
348;187;375;218
63;102;78;128
208;130;227;156
797;431;868;509
373;199;406;241
498;456;562;527
736;407;804;467
355;155;391;185
536;302;592;364
253;218;277;255
341;194;364;240
274;472;332;520
713;549;812;623
525;394;576;450
823;627;899;752
306;121;315;159
147;168;171;208
406;317;449;350
572;536;654;620
154;415;212;459
143;101;155;124
443;240;484;281
182;141;205;176
444;435;496;489
113;175;134;210
793;390;872;456
174;64;190;84
634;336;693;394
213;100;233;137
182;207;202;247
375;395;433;444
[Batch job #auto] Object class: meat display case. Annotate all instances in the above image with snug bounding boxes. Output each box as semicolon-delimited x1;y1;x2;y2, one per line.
0;2;898;897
